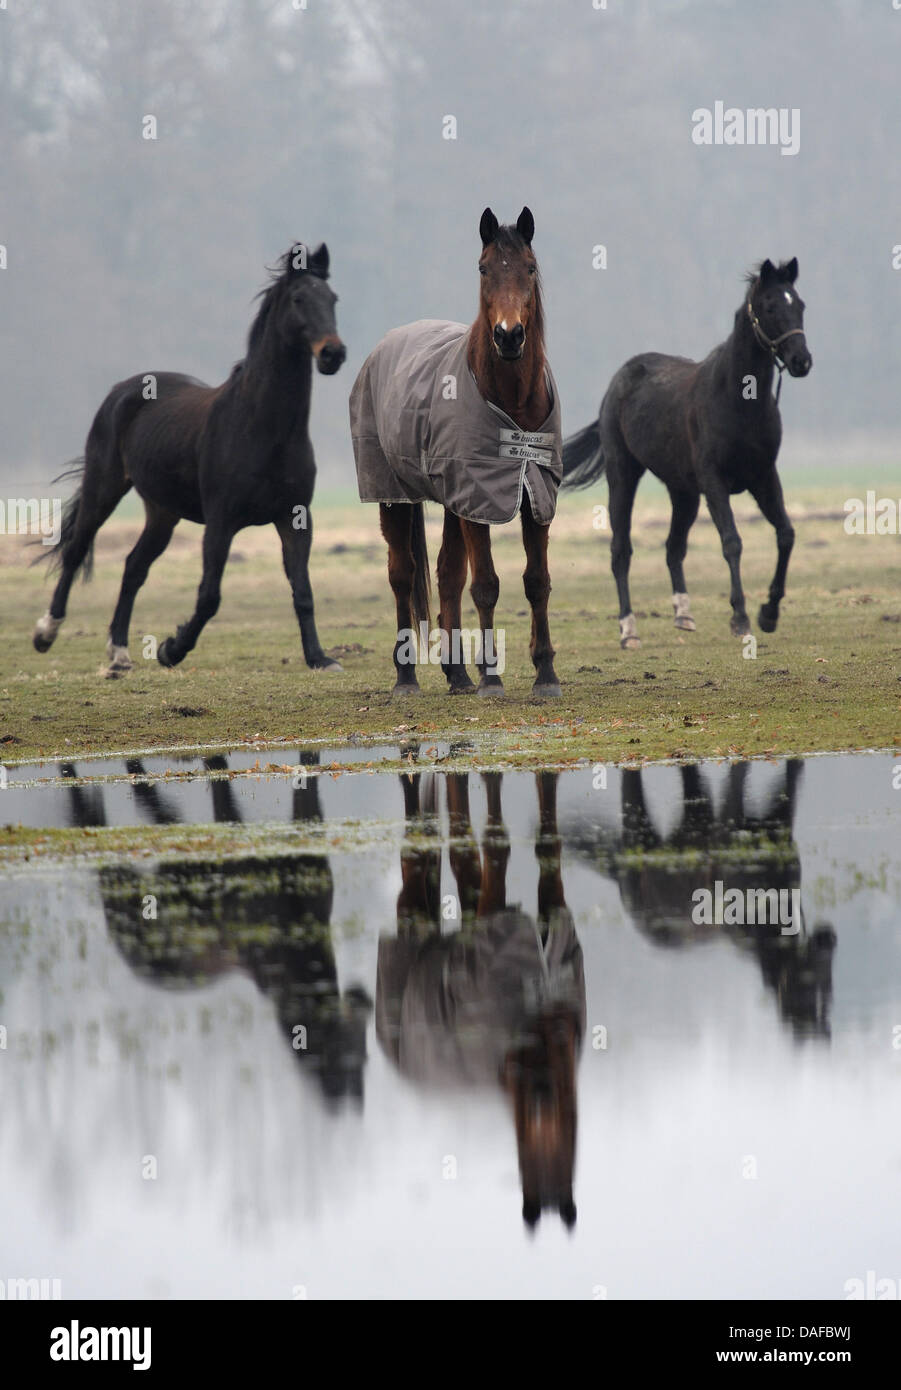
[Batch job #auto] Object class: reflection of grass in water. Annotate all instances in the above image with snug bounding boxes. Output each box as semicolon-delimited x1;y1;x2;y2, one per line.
808;864;898;908
581;832;800;875
100;856;334;943
2;488;899;766
0;816;400;865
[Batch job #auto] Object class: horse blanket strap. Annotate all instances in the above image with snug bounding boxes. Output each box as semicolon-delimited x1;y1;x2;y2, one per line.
350;319;563;525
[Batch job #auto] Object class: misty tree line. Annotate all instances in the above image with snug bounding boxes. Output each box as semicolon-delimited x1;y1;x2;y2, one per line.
1;0;896;491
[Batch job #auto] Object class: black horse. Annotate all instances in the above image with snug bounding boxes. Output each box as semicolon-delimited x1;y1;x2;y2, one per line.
566;759;836;1040
89;751;372;1104
562;259;812;648
33;243;346;676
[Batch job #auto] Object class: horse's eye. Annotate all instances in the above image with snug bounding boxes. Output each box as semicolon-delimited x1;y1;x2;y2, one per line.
479;265;487;276
528;265;536;275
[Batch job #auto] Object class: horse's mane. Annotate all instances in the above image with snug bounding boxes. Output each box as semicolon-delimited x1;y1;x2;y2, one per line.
744;259;794;289
245;246;330;358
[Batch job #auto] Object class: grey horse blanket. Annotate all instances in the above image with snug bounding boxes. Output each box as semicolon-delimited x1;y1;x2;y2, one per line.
350;319;562;525
375;907;586;1088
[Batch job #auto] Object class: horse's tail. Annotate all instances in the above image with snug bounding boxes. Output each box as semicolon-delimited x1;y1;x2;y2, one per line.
410;502;432;630
31;458;95;580
561;419;605;490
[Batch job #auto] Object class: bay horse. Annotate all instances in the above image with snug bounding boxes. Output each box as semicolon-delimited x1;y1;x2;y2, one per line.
562;258;812;648
33;243;346;676
377;767;585;1228
351;207;562;698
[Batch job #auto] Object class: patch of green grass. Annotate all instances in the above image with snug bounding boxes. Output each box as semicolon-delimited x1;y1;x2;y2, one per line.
1;484;899;769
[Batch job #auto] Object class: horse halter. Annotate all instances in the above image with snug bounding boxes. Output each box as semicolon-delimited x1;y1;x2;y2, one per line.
746;297;806;404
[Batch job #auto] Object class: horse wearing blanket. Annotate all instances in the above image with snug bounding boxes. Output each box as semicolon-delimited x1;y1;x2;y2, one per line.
350;207;563;698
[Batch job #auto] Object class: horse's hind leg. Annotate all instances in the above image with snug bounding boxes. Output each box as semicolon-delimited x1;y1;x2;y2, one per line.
460;519;503;696
437;511;475;692
665;488;701;632
157;519;234;667
607;451;643;650
103;501;178;677
380;503;420;697
749;471;795;634
33;416;130;652
521;503;561;698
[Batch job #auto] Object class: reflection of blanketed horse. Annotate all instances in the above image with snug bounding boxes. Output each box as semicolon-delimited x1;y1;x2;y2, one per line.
377;768;585;1228
89;751;371;1102
571;760;835;1038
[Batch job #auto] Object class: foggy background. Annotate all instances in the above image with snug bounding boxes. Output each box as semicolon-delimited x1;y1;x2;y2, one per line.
2;0;899;496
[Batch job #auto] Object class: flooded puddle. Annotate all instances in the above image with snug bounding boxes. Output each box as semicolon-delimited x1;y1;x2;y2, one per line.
0;751;899;1298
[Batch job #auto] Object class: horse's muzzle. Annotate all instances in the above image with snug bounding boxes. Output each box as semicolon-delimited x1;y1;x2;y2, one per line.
493;323;525;360
786;350;812;377
784;341;812;375
315;340;347;375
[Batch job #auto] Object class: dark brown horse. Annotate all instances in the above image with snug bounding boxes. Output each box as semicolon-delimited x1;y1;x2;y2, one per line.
351;208;562;698
33;244;345;677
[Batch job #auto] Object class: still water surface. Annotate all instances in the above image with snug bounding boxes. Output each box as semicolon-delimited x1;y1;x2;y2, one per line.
1;751;899;1298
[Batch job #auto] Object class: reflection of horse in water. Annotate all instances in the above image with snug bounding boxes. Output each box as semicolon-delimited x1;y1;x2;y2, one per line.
571;759;835;1038
60;753;249;828
377;768;586;1229
65;751;371;1103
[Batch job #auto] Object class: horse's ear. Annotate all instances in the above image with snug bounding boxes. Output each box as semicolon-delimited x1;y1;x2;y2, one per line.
759;258;777;286
308;242;330;276
516;206;535;246
479;207;499;247
779;256;799;283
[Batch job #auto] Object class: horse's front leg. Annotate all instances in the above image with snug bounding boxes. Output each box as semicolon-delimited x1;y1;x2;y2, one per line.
380;503;421;697
275;514;341;671
748;471;795;634
704;482;750;636
521;503;562;697
535;771;565;921
460;518;503;696
437;510;475;692
477;772;509;915
157;519;235;667
446;772;482;916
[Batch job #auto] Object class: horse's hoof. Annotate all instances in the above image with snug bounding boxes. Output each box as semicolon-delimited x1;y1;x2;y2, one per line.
477;680;505;698
448;677;476;694
104;642;133;675
33;612;61;653
313;659;343;673
533;682;562;699
674;616;696;632
391;682;421;699
757;606;778;634
619;614;639;649
730;617;751;637
157;638;181;668
101;664;130;680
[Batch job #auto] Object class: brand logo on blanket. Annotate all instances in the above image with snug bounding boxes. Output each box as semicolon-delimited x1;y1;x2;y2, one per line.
498;443;553;465
498;428;556;448
497;427;555;467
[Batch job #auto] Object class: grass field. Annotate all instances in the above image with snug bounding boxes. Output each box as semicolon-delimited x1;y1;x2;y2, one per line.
1;472;899;769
